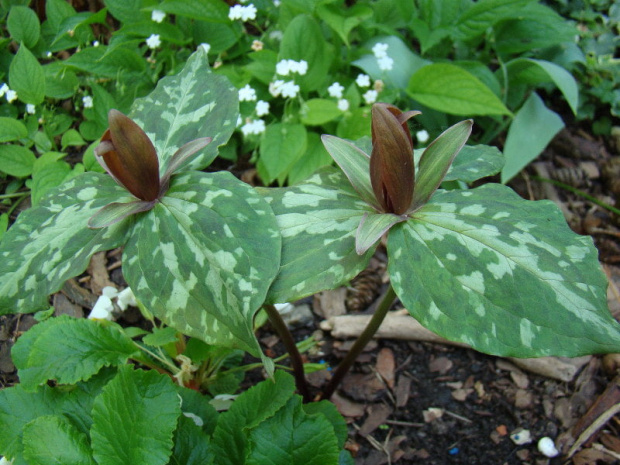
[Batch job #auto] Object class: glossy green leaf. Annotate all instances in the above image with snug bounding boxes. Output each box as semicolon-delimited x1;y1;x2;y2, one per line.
123;171;280;369
441;145;505;183
0;173;131;315
389;184;620;357
321;135;378;209
0;117;27;143
22;415;95;465
12;315;139;390
91;366;181;465
411;119;473;211
171;416;214;465
408;64;511;116
258;123;307;184
356;212;403;255
9;44;45;104
7;6;40;48
0;144;35;177
259;169;376;304
131;48;238;174
287;132;333;185
453;0;534;40
300;99;342;126
501;93;564;183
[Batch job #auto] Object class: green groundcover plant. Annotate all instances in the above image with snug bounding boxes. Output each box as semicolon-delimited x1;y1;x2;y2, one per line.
1;45;620;465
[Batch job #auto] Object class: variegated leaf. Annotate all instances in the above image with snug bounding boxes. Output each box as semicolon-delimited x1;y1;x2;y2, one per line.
130;48;238;175
122;171;280;369
259;168;376;304
0;174;131;314
388;184;620;357
442;145;504;183
356;212;404;255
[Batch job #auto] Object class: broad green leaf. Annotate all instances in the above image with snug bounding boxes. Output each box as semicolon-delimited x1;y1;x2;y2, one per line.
11;315;139;390
258;123;307;184
30;160;73;206
175;385;218;436
336;106;372;140
408;64;511;116
171;416;214;465
131;48;238;174
302;401;348;449
0;117;27;142
278;15;331;92
52;10;108;47
104;0;145;23
22;415;95;465
246;397;340;465
91;366;181;465
61;129;86;149
123;171;280;368
142;326;179;347
46;0;77;34
0;144;35;177
300;99;341;126
0;173;131;315
0;214;8;241
287;132;333;185
7;6;40;48
9;44;45;104
501;92;564;183
193;20;242;54
442;145;505;183
411;120;473;210
389;184;620;357
356;212;403;255
88;200;155;229
316;3;373;46
453;0;535;40
321;135;378;209
64;46;146;77
212;371;295;465
353;36;431;89
43;63;79;99
143;0;229;22
506;58;579;115
245;50;278;85
260;169;376;304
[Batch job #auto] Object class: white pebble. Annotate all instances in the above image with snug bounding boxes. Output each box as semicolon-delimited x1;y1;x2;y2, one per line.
537;437;559;458
510;428;532;445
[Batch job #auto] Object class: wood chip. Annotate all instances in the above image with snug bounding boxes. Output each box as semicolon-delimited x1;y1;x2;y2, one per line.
395;376;411;408
358;403;393;436
331;392;366;418
375;348;395;388
429;356;453;374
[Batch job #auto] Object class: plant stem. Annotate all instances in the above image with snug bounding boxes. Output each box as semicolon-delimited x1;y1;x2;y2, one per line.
320;284;397;400
263;303;311;402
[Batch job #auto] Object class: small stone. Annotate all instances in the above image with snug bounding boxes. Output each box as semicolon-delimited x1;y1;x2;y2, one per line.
510;428;532;445
537;437;559;458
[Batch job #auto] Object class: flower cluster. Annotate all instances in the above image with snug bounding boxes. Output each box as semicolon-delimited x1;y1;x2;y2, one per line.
146;33;161;49
89;286;137;320
228;3;257;22
372;42;393;71
269;80;300;98
0;83;17;103
239;84;257;102
275;59;308;76
241;118;266;136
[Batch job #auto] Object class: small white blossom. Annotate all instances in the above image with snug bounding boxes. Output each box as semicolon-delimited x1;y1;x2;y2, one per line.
229;4;257;22
356;74;370;87
146;34;161;49
117;287;137;311
269;30;283;41
269;79;285;97
280;81;300;98
337;99;349;111
377;55;393;71
251;40;263;51
26;104;36;114
199;43;211;54
238;84;257;102
363;89;377;104
372;42;389;58
255;100;270;116
102;286;119;299
0;456;13;465
92;40;100;47
290;59;307;75
237;115;243;126
151;9;166;23
276;60;291;76
241;119;266;136
82;96;94;108
89;295;114;320
45;51;52;58
416;130;429;143
0;83;8;97
327;82;344;99
5;90;17;103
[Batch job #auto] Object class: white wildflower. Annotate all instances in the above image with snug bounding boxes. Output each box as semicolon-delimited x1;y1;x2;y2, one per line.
199;43;211;54
280;81;300;98
377;55;393;71
416;130;429;143
151;9;166;23
26;104;36;114
229;4;257;22
89;295;114;320
82;96;94;108
117;287;137;311
5;90;17;103
0;83;8;97
372;42;389;58
237;115;243;126
269;30;283;41
45;51;52;58
276;59;291;76
374;79;384;92
146;34;161;49
356;74;370;87
269;79;285;97
92;40;100;47
251;40;263;51
102;286;119;299
337;99;349;111
238;84;257;102
290;59;307;75
363;89;377;104
327;82;344;99
241;119;266;136
255;100;270;116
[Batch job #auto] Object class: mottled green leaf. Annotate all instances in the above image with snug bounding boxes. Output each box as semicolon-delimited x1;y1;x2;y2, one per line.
0;173;131;315
321;135;378;210
131;48;238;174
22;415;95;465
123;171;280;368
88;200;155;228
441;145;505;183
389;184;620;357
356;212;403;255
260;169;376;304
11;315;139;390
91;366;181;465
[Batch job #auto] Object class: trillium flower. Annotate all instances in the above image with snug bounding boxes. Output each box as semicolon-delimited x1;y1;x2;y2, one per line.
322;102;473;254
88;109;212;228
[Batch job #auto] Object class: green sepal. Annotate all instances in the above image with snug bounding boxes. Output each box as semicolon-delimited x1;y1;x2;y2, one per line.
88;199;155;229
356;212;404;255
0;173;131;315
259;168;376;304
122;171;280;372
321;135;379;210
388;184;620;357
130;48;238;175
160;136;213;191
410;119;473;211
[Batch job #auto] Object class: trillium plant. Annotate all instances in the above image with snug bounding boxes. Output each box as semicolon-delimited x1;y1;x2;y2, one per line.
1;49;619;465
